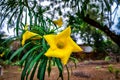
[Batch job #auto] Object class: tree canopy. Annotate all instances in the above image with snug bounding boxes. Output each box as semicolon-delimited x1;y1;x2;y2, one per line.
0;0;120;47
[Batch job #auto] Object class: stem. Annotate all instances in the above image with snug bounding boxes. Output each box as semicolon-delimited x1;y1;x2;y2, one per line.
65;65;70;80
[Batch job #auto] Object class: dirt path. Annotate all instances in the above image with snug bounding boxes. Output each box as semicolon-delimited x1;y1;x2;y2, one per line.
0;60;120;80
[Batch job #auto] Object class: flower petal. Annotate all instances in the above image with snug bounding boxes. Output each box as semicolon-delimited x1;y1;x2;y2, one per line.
57;26;71;39
45;46;72;65
68;37;83;52
22;31;42;46
45;48;64;58
53;17;63;27
43;35;57;49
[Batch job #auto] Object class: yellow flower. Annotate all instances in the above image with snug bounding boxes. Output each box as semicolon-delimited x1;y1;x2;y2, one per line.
24;24;29;30
53;17;63;27
22;31;42;46
0;52;5;57
44;26;83;65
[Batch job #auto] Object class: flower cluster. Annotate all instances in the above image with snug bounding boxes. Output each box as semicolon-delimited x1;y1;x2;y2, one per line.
22;19;83;64
14;17;83;80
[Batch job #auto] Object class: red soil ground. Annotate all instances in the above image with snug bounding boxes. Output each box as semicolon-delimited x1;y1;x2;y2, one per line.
0;60;120;80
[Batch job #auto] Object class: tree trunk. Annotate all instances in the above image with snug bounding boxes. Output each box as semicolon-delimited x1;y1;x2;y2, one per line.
83;16;120;47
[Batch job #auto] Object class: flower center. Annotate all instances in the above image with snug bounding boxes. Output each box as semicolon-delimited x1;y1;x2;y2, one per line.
57;42;65;49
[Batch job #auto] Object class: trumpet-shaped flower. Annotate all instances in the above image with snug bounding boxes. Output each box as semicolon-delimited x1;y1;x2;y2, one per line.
22;31;42;46
44;26;83;65
53;17;63;27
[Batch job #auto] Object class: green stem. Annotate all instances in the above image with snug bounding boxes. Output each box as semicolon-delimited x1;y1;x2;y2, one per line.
65;65;70;80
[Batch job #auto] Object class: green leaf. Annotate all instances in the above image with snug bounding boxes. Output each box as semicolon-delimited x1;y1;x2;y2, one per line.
52;57;56;66
16;6;24;36
47;58;52;77
9;42;31;62
25;9;27;25
26;51;45;79
28;9;32;27
42;38;48;51
1;37;15;45
26;54;36;80
0;11;10;27
55;58;63;80
30;61;39;80
8;8;18;24
34;13;38;25
37;56;48;80
21;54;34;80
9;47;23;61
70;57;78;68
4;48;11;59
20;45;40;65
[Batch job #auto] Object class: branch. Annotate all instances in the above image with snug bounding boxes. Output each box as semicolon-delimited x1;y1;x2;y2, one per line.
82;16;120;47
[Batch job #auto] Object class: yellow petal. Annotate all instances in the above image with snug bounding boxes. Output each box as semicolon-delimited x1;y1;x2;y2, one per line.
43;35;57;49
68;37;83;52
61;53;71;65
45;46;72;65
53;17;63;27
45;48;64;58
22;31;42;46
0;52;5;57
57;26;71;39
61;48;72;65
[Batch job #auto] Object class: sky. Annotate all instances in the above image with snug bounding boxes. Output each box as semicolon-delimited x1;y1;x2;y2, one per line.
1;23;15;36
111;2;120;33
